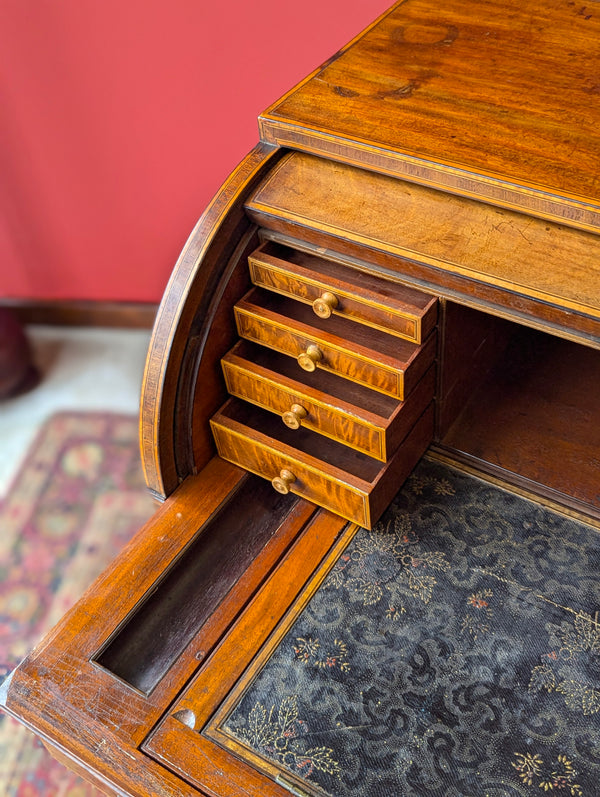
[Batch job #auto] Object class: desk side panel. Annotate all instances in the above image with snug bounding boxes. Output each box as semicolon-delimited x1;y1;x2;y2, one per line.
140;143;282;500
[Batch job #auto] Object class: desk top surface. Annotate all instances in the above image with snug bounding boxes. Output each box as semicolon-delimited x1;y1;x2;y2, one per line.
260;0;600;232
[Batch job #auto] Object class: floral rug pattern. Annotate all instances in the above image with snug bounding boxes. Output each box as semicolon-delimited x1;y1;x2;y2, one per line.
0;412;156;796
221;459;600;797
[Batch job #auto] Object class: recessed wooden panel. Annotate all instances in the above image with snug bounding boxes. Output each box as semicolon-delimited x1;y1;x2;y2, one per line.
95;477;303;693
245;152;600;348
440;327;600;516
143;510;353;797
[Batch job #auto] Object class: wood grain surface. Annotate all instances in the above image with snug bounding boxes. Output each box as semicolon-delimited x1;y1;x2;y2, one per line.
234;287;435;399
139;143;281;500
441;328;600;516
144;510;352;797
249;240;437;342
260;0;600;231
249;153;600;321
211;398;434;527
222;342;435;460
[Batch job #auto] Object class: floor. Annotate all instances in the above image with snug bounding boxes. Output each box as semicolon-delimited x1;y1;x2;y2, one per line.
0;325;151;497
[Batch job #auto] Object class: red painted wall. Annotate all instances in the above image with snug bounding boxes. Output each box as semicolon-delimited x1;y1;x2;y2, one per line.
0;1;390;303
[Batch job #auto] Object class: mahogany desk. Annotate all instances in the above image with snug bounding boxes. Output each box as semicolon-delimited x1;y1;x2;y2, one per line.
2;0;600;794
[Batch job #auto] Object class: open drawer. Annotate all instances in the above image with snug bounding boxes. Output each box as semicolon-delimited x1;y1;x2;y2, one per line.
248;240;438;343
222;340;436;461
234;288;436;401
211;398;434;527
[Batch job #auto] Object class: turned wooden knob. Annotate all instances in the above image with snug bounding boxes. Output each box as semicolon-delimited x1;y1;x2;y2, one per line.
297;344;323;372
282;403;308;429
312;291;339;319
272;468;296;494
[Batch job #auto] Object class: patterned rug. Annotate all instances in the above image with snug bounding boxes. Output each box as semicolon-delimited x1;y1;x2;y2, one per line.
0;412;156;796
218;458;600;797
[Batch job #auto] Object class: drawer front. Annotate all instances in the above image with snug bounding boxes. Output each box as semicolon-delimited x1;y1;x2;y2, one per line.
222;354;388;459
222;350;435;461
234;298;434;400
248;245;437;344
210;401;435;529
210;413;370;527
235;303;400;396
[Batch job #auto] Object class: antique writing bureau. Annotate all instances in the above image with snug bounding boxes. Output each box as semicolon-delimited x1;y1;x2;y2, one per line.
2;0;600;794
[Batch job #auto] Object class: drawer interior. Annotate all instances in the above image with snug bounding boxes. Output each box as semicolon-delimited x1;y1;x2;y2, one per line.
94;476;304;694
249;240;437;342
252;241;435;311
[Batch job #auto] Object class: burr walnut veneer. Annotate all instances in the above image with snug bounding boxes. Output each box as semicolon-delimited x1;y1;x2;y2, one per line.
2;0;600;794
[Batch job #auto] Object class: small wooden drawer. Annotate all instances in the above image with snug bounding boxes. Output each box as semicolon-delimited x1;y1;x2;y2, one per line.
210;399;434;528
234;288;436;400
221;340;435;461
249;241;438;344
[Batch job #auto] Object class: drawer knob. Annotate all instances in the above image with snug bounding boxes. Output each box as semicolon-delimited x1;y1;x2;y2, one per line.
297;344;323;372
312;291;339;319
282;403;308;429
272;468;296;494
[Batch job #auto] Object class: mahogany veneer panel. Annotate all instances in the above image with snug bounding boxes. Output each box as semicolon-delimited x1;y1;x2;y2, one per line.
260;0;600;231
211;398;434;527
246;153;600;347
222;340;435;461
